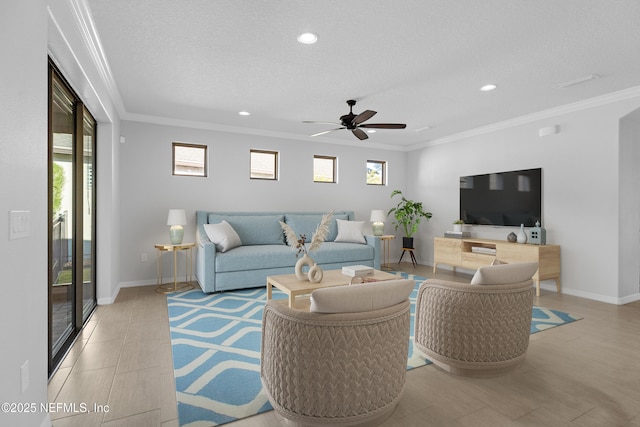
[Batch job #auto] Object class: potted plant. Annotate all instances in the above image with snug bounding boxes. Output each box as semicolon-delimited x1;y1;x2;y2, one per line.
453;219;464;232
387;190;432;249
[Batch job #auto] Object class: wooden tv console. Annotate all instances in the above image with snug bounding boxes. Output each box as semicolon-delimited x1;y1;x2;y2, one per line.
433;237;561;297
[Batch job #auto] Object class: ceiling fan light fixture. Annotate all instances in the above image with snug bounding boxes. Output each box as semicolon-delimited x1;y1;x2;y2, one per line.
480;84;497;92
297;32;318;44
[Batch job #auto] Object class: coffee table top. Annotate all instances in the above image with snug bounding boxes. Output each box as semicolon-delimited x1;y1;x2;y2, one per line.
267;269;398;295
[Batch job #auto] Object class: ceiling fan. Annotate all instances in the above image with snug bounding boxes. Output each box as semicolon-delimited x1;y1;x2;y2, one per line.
304;99;407;140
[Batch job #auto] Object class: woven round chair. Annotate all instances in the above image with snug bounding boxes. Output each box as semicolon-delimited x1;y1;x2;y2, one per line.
260;279;414;427
414;262;537;377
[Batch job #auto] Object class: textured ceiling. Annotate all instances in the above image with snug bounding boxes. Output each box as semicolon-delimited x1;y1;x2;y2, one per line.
86;0;640;148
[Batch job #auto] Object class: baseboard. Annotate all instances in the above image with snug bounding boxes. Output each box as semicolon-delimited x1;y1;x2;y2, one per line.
540;283;639;305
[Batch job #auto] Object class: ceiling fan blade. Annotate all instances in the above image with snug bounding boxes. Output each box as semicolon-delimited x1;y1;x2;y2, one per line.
353;110;377;125
310;128;345;137
303;120;342;125
352;128;368;140
359;123;407;129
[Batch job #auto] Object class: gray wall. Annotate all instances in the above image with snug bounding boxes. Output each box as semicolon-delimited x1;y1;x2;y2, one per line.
405;97;640;303
118;120;408;285
619;108;640;298
0;2;48;426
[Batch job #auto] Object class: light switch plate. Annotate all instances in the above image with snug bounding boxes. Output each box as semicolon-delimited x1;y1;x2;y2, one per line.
9;210;30;240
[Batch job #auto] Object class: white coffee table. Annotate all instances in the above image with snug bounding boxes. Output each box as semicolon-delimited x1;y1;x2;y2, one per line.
266;269;398;308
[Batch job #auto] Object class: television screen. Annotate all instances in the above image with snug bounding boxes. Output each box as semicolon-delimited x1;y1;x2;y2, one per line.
460;168;542;227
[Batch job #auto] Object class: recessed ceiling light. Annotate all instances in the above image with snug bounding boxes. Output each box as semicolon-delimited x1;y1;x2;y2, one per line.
297;32;318;44
366;129;376;134
415;125;433;132
238;111;251;116
480;84;497;92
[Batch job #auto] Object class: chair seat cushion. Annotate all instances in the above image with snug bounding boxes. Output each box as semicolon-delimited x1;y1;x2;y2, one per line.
470;262;539;285
310;279;415;313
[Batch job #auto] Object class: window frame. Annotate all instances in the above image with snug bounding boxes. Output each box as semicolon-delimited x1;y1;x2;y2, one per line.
313;155;337;183
172;142;208;177
366;160;387;186
250;149;279;180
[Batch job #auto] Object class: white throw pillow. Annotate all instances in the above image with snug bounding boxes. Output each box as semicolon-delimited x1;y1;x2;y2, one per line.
470;262;538;285
203;221;242;252
334;219;366;244
310;279;416;313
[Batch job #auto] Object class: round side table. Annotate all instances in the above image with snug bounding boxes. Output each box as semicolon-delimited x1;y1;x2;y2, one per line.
155;242;195;293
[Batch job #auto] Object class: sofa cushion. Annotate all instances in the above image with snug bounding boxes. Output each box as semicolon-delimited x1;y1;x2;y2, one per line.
334;219;366;244
284;213;349;243
214;242;374;273
203;220;241;252
208;214;285;245
470;262;538;285
310;279;415;313
215;245;296;272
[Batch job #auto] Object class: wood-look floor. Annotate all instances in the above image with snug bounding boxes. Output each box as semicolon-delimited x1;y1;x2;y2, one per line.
48;263;640;427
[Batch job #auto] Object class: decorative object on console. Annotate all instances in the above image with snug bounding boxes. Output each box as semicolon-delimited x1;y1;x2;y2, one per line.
167;209;187;244
388;189;432;250
370;209;386;236
280;211;334;281
445;230;471;239
453;219;464;232
517;224;528;244
507;231;517;243
529;220;546;245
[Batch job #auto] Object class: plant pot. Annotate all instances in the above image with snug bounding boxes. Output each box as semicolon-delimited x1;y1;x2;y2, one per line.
402;237;414;249
453;224;462;232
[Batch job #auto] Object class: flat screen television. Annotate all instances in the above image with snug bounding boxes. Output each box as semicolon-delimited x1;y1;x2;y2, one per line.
460;168;542;227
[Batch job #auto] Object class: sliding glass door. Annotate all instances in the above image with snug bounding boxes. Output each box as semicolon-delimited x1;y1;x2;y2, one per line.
48;62;97;375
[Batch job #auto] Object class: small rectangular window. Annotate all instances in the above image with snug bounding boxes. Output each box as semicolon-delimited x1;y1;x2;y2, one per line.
173;142;207;177
250;149;278;180
367;160;386;185
314;155;337;183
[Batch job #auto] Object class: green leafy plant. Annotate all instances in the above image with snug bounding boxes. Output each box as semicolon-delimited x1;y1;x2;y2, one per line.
453;219;464;225
52;162;65;214
387;190;432;238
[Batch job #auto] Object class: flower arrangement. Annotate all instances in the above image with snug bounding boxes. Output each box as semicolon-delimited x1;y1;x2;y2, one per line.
280;211;334;257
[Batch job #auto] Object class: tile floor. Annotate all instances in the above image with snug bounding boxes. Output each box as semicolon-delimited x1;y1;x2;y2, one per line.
48;263;640;426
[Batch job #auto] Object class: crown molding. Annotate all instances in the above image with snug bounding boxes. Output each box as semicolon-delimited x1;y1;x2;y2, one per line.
408;85;640;150
68;0;127;117
124;112;404;151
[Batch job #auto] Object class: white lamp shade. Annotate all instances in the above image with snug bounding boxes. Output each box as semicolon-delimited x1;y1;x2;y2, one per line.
167;209;187;226
370;210;386;223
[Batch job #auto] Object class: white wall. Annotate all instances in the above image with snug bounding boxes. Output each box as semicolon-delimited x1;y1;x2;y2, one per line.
619;108;640;300
406;95;640;304
118;121;407;285
0;1;122;423
48;0;122;305
0;1;49;426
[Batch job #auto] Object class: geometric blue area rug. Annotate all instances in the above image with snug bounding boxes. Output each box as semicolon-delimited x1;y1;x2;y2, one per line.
167;272;581;426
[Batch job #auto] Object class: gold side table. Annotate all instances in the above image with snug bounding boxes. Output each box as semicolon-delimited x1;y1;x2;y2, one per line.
155;242;195;294
380;235;395;271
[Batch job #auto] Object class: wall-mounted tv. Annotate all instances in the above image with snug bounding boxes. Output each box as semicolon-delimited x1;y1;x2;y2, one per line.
460;168;542;227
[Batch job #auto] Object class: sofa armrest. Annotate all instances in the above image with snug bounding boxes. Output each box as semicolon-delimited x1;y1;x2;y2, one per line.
365;235;381;270
195;223;217;292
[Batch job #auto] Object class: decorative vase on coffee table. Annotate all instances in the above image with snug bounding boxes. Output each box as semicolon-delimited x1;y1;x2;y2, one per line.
295;254;314;281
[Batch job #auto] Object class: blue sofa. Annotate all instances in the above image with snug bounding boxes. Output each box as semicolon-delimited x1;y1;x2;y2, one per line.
195;210;381;293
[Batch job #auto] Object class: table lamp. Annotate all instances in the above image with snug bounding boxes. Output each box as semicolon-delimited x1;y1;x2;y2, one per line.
167;209;187;244
370;210;386;236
